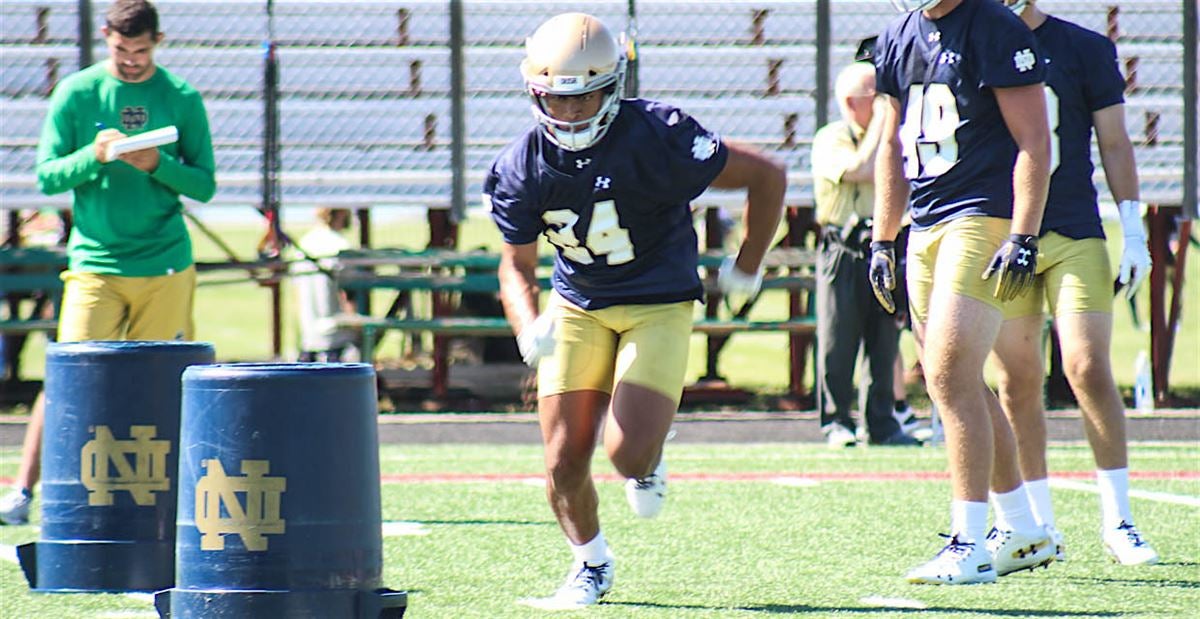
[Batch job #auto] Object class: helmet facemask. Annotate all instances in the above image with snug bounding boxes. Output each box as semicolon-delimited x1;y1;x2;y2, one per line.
889;0;945;12
1003;0;1030;15
521;13;628;151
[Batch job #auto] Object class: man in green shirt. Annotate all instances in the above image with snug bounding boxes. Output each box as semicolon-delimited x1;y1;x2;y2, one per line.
0;0;215;525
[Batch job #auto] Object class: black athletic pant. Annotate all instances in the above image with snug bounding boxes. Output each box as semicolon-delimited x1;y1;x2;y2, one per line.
815;228;901;441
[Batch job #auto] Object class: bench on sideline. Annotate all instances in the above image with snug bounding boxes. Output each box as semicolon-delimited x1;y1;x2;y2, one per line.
330;246;817;402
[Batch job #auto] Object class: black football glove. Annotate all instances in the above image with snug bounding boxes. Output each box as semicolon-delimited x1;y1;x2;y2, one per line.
982;234;1039;302
868;241;897;314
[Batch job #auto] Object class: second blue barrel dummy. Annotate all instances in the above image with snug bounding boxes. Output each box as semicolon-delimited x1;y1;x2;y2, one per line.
155;363;407;618
17;340;216;592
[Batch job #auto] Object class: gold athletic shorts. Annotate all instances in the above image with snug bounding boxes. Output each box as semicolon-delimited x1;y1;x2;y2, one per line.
1003;232;1113;319
537;291;694;405
58;266;196;342
906;216;1011;324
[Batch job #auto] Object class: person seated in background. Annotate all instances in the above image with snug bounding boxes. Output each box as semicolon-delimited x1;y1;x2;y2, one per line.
292;207;358;362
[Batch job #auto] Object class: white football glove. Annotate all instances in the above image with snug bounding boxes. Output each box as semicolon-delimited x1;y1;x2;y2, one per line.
516;311;556;368
1117;200;1152;300
717;255;764;297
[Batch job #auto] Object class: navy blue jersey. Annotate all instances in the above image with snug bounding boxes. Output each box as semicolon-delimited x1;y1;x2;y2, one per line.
1036;16;1126;240
874;0;1045;230
485;99;729;310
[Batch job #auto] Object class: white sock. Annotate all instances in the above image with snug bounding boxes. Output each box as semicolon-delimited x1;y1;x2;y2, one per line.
989;492;1010;531
1096;468;1133;529
951;500;989;544
991;485;1040;534
1024;478;1055;529
570;531;610;566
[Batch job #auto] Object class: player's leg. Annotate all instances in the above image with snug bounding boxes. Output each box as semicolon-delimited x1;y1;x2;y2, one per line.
2;271;126;525
0;392;42;524
1046;236;1157;565
992;314;1050;484
990;311;1063;564
984;376;1057;575
601;301;692;518
905;218;1008;585
533;295;618;606
125;266;196;340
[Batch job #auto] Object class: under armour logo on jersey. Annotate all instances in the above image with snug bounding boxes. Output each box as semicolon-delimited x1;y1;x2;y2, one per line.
938;50;961;66
594;176;611;190
692;134;717;161
1013;48;1036;73
576;158;592;169
1017;247;1032;267
927;31;941;44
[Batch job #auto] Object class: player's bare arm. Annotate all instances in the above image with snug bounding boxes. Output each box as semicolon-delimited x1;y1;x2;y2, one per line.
497;241;541;336
871;95;906;244
708;141;786;274
995;83;1051;236
1094;102;1151;296
1093;104;1140;203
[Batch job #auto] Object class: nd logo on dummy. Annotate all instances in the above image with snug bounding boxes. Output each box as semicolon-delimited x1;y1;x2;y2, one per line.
195;458;288;551
80;424;170;506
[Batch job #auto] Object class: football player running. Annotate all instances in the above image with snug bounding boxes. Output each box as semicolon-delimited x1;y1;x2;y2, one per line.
870;0;1057;583
989;0;1158;567
486;13;785;608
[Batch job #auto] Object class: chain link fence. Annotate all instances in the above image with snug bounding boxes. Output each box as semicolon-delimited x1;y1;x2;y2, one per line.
2;1;1195;223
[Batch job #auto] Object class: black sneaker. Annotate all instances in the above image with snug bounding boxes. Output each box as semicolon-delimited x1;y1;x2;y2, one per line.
870;429;922;446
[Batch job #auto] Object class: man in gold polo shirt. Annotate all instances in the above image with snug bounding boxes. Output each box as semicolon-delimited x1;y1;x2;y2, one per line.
810;62;917;448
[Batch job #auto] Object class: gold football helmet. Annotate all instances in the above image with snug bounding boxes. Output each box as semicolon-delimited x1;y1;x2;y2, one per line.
520;12;626;151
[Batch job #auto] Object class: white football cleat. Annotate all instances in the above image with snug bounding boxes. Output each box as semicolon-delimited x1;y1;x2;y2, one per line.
625;458;667;519
1047;525;1067;562
521;555;614;610
985;527;1056;576
0;488;32;525
906;534;997;585
1104;521;1159;566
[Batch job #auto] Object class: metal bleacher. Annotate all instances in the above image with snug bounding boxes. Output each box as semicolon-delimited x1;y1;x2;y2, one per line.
0;0;1191;212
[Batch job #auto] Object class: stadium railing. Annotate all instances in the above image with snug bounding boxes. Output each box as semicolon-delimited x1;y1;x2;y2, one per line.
0;246;66;394
330;246;817;401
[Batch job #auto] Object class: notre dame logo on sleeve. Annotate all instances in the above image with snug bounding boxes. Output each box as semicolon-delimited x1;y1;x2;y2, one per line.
80;424;171;506
195;459;287;552
121;106;148;130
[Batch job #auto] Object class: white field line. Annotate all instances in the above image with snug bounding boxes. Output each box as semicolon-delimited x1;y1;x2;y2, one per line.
1049;478;1200;507
382;521;430;537
0;542;16;565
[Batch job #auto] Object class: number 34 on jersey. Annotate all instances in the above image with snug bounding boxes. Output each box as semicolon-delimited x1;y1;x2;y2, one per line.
542;200;634;266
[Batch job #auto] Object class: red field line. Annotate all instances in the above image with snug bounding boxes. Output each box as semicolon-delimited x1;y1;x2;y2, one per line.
378;470;1200;484
2;470;1194;487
